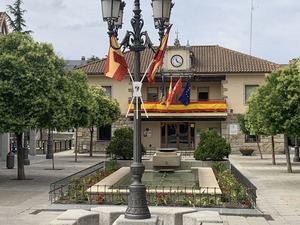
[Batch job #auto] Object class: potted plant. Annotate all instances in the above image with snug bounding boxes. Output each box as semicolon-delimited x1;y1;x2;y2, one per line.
239;147;255;156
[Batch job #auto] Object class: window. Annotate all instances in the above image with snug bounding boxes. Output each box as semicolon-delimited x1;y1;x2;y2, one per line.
198;87;209;100
97;125;111;141
147;87;158;101
245;134;259;143
102;86;112;99
245;85;258;104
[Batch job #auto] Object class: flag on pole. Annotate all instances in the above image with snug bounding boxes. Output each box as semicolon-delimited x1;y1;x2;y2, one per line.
179;79;191;106
147;25;173;83
104;35;128;81
166;77;182;108
159;75;165;103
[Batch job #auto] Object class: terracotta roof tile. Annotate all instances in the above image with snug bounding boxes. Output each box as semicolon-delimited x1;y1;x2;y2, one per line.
77;45;279;75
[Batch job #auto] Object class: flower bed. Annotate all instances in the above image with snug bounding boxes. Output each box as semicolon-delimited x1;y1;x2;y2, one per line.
55;161;253;208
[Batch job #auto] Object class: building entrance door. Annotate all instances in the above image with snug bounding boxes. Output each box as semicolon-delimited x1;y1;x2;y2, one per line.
161;122;195;150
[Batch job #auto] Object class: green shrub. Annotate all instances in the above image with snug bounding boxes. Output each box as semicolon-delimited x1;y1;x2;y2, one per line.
194;130;231;161
107;128;145;160
212;162;228;173
105;159;118;172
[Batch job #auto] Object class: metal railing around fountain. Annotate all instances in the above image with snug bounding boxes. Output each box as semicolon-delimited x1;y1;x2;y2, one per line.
230;164;257;206
52;183;255;208
49;161;105;203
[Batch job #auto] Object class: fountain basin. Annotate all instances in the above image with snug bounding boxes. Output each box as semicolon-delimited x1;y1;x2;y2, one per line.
88;167;221;195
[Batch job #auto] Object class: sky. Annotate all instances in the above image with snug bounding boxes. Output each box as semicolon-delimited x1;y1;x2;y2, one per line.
0;0;299;64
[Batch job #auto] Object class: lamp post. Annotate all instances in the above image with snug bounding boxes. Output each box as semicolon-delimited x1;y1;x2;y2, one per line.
100;0;173;220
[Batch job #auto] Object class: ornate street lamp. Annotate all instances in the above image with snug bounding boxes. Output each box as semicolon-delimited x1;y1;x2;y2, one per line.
100;0;173;220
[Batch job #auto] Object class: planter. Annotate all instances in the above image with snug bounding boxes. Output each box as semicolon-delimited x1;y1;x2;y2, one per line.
240;148;254;156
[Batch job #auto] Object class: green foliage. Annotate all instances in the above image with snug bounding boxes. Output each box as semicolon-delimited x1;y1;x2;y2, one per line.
6;0;32;33
67;70;90;129
107;128;146;160
245;59;300;137
105;159;118;172
65;169;117;204
194;130;231;161
0;32;65;133
212;162;228;173
87;87;120;128
237;114;250;135
87;55;100;63
213;164;251;207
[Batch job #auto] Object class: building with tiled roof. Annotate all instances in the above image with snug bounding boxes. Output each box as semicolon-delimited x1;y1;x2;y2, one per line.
79;45;278;75
0;12;9;35
77;43;283;154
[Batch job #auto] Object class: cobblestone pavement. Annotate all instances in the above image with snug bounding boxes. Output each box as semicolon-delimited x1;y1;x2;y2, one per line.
230;153;300;225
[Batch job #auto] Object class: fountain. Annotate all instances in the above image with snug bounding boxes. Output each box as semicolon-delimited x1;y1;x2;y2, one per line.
152;147;181;169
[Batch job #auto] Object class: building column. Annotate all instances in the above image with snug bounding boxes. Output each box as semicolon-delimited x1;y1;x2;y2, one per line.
0;133;10;161
29;129;36;156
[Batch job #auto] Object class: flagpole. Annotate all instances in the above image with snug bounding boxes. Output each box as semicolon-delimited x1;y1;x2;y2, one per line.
141;60;155;83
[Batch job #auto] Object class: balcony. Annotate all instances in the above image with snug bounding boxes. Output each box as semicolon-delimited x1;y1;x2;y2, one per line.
128;99;227;116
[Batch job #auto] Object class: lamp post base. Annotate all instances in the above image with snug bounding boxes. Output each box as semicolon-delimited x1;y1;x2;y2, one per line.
125;162;150;220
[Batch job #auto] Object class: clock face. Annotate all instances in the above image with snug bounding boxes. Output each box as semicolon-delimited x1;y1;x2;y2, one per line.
171;55;184;68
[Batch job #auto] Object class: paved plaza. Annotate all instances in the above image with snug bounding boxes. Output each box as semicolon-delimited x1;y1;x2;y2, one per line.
229;154;300;225
0;151;104;225
0;151;299;225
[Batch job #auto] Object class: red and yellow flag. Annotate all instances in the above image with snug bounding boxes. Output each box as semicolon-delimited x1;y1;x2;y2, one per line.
104;35;128;81
147;25;172;83
166;78;182;108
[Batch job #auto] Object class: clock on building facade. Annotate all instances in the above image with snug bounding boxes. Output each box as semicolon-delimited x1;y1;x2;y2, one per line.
171;55;184;68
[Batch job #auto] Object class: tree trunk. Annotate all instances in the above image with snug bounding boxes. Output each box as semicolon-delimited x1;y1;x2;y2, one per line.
271;135;276;165
16;133;25;180
89;126;94;157
52;150;55;170
46;128;53;159
75;128;78;162
284;134;292;173
40;129;44;154
256;135;263;159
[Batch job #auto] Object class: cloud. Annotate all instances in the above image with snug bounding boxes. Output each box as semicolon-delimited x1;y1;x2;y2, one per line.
0;0;299;63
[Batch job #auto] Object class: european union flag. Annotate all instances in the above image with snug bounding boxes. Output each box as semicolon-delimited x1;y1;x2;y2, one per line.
179;79;191;106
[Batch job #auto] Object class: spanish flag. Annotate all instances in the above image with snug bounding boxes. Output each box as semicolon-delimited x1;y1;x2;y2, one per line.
166;77;182;108
104;35;128;81
147;25;172;83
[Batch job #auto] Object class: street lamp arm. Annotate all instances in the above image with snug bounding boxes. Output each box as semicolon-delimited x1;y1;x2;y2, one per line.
142;31;156;53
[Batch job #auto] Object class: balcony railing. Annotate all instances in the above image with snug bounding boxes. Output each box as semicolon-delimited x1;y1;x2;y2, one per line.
128;99;227;113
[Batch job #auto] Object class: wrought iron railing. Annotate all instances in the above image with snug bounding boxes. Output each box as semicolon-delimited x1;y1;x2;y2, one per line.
230;164;257;206
51;183;254;208
49;161;105;203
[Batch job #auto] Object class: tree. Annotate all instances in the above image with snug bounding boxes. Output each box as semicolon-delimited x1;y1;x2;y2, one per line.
238;114;263;159
37;72;73;168
245;59;300;172
66;70;90;162
87;87;120;157
244;86;276;164
6;0;32;34
86;55;100;63
0;33;65;179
